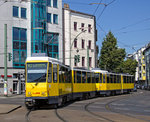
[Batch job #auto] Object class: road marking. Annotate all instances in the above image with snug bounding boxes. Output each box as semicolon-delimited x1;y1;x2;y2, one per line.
114;107;130;111
111;103;125;106
88;106;105;109
144;110;150;112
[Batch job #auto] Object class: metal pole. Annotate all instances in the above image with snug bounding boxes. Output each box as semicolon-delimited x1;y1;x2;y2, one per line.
87;46;89;70
4;24;8;96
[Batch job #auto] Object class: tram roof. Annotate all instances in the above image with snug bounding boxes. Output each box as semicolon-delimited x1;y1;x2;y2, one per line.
26;56;71;69
92;68;108;73
72;67;93;72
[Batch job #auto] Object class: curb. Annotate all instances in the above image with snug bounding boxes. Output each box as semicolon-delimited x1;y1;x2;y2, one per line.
0;105;22;115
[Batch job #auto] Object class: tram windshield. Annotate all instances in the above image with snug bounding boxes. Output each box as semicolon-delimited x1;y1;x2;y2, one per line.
27;63;48;83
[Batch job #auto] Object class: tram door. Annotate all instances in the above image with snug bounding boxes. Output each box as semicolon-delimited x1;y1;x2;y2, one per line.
13;81;18;94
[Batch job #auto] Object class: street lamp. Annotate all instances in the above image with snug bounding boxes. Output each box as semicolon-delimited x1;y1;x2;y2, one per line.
70;29;87;67
89;3;107;6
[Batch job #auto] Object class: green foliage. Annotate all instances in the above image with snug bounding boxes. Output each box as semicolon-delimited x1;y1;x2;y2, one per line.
117;59;137;75
99;31;126;72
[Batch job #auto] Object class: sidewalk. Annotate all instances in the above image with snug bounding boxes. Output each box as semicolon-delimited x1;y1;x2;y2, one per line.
0;94;25;98
0;94;24;114
0;104;22;114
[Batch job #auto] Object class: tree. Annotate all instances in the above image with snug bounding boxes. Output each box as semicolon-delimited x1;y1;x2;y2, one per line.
119;59;137;75
99;31;126;72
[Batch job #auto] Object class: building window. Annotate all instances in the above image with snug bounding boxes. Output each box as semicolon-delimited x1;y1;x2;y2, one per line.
47;33;59;59
13;27;19;40
13;27;27;68
74;22;77;31
89;57;92;67
82;57;85;67
74;39;77;48
81;23;84;31
53;14;58;24
82;39;85;49
88;40;91;49
47;13;51;23
13;6;19;17
21;8;26;18
88;24;91;33
47;0;51;6
53;0;57;8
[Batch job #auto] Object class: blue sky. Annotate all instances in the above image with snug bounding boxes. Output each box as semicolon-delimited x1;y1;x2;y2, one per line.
63;0;150;55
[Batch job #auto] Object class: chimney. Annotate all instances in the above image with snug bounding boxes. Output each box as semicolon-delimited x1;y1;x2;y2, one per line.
64;3;70;9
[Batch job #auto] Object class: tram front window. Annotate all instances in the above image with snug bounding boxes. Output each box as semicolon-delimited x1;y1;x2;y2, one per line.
27;63;48;83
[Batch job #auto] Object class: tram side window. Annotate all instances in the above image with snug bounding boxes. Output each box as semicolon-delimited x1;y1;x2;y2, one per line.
103;74;105;83
48;63;52;83
110;74;113;83
129;76;131;83
77;71;81;83
82;72;86;83
65;68;71;83
95;73;99;83
53;64;57;83
127;76;129;83
59;66;65;83
123;76;126;83
92;73;95;83
117;75;119;83
87;72;91;83
132;76;134;83
107;74;110;83
100;73;102;83
68;70;71;83
62;67;66;83
74;71;76;83
59;66;62;83
114;75;116;83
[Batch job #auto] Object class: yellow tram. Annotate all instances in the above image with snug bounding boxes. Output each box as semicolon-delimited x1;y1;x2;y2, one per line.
25;56;72;108
25;55;134;109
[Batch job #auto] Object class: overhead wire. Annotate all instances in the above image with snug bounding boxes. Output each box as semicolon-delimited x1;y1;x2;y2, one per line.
97;0;116;21
114;17;150;32
93;0;103;15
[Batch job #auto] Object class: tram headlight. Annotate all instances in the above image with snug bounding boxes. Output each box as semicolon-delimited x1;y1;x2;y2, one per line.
42;92;46;96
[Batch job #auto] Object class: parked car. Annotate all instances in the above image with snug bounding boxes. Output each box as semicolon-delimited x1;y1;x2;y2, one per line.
136;84;141;89
133;85;137;92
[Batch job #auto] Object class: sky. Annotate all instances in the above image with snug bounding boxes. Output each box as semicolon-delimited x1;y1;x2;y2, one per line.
62;0;150;55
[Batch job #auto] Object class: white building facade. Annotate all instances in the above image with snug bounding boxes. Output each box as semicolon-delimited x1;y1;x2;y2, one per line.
0;0;63;94
127;47;146;85
63;4;97;69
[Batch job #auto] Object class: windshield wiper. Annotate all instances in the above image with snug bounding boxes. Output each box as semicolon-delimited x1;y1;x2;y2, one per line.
34;74;46;83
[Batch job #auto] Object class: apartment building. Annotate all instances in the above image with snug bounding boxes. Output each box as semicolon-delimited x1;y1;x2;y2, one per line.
143;43;150;89
63;4;97;69
128;47;146;85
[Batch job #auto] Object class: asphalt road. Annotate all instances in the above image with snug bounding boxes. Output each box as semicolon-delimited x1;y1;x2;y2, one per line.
0;90;150;122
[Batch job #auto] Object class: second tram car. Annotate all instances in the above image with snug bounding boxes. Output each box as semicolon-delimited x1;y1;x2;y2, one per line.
92;68;134;96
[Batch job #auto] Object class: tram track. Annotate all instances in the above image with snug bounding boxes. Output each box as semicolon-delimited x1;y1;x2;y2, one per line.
55;108;68;122
105;93;149;122
84;100;114;122
84;91;148;122
25;109;32;122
